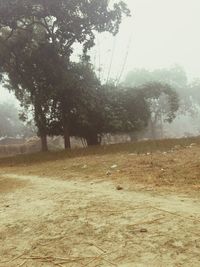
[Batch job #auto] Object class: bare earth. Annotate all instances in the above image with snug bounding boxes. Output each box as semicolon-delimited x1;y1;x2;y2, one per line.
0;172;200;267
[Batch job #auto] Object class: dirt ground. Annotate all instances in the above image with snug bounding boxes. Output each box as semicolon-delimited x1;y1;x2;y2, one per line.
0;141;200;267
0;169;200;267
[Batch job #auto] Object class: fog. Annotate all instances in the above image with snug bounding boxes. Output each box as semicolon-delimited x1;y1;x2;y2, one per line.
1;0;200;140
2;0;200;99
89;0;200;83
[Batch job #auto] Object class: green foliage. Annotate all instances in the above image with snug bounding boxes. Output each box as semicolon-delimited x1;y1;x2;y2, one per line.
0;0;130;57
123;67;180;125
103;85;150;133
139;82;179;123
47;64;150;146
47;61;105;145
0;31;55;143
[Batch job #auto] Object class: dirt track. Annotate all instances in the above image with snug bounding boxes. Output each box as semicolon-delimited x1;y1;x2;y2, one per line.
0;174;200;267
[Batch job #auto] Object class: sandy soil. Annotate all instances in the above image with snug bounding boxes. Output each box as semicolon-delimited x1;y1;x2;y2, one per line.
0;173;200;267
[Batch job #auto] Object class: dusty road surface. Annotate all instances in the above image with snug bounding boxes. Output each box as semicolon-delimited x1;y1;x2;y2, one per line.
0;173;200;267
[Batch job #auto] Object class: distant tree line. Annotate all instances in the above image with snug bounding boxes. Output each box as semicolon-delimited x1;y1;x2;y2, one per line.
0;0;180;150
124;65;200;138
0;102;35;139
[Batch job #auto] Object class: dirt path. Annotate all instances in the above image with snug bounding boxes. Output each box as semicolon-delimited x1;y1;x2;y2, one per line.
0;174;200;267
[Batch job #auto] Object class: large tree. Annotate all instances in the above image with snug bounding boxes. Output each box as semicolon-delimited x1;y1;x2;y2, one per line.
0;31;57;151
102;85;150;139
123;68;181;139
47;70;150;146
47;61;105;147
139;82;179;139
0;0;130;151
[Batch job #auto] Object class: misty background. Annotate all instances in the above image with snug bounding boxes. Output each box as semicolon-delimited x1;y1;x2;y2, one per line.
1;0;200;138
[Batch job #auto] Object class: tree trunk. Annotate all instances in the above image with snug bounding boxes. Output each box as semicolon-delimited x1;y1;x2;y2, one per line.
60;100;71;150
63;121;71;149
129;132;138;142
86;133;101;146
149;118;156;140
34;99;49;152
40;134;48;152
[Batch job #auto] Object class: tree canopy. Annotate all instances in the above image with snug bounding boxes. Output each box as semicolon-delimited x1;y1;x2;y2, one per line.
0;0;131;150
0;0;130;57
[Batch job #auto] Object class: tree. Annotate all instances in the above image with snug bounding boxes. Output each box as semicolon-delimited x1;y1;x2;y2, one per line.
102;85;150;139
123;68;181;139
139;82;179;139
71;84;150;145
47;61;105;146
0;0;130;151
0;0;130;57
68;63;105;146
0;32;57;151
47;70;150;146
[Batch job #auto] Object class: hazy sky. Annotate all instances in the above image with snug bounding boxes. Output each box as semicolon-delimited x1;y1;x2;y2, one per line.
1;0;200;101
92;0;200;83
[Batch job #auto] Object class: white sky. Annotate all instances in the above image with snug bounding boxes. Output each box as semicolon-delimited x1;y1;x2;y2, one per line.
1;0;200;101
92;0;200;83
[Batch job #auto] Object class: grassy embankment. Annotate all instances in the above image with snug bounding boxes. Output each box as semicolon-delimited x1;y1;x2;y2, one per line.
0;137;200;193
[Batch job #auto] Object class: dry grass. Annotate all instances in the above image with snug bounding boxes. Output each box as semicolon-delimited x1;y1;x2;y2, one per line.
0;136;200;164
0;177;28;194
0;137;200;194
1;137;200;266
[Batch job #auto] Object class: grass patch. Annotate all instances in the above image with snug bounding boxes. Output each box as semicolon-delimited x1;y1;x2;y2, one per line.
0;137;200;193
0;136;199;167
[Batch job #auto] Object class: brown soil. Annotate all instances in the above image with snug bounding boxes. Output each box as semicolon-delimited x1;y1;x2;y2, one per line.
0;176;28;193
0;142;200;266
1;145;200;194
0;171;200;267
